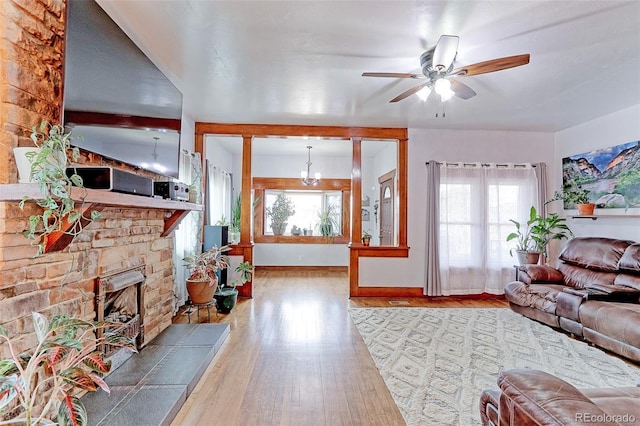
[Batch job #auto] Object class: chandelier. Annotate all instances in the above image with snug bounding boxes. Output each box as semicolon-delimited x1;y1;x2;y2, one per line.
301;145;320;186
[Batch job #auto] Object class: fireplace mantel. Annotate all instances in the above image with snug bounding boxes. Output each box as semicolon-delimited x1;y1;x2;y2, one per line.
0;183;203;253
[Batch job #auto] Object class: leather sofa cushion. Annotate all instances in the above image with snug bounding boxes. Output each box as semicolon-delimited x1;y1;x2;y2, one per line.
615;273;640;290
618;243;640;273
517;265;564;284
559;237;633;272
504;282;564;314
579;301;640;348
557;263;617;289
497;369;613;426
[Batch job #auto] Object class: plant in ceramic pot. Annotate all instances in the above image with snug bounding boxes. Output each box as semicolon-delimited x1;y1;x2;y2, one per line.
214;261;254;314
546;180;595;215
0;312;136;425
18;121;102;255
265;193;295;235
317;204;339;239
183;245;230;305
362;230;372;246
506;205;573;264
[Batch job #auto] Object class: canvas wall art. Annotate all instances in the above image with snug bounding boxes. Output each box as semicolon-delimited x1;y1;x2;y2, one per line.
561;140;640;209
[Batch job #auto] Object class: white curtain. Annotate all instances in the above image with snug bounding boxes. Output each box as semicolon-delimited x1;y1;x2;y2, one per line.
426;162;539;295
172;150;203;314
207;164;232;225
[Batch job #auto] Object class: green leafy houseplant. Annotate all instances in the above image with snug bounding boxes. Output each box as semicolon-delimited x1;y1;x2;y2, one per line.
214;261;254;314
0;312;136;425
506;206;573;263
265;193;295;235
317;204;340;237
18;121;102;255
546;179;592;208
183;245;230;305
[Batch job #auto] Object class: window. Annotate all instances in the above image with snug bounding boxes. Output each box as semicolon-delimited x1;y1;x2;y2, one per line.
253;177;351;244
263;190;343;236
436;163;538;294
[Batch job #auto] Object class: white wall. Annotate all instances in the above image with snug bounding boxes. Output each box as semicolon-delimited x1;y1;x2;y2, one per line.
359;128;556;287
554;104;640;241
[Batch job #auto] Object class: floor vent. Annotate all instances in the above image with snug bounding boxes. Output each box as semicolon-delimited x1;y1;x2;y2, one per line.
388;301;410;306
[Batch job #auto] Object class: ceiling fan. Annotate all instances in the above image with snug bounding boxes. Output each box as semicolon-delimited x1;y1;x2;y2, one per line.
362;35;530;103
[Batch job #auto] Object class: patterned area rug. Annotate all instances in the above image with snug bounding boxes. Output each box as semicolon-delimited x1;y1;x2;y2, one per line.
349;308;640;426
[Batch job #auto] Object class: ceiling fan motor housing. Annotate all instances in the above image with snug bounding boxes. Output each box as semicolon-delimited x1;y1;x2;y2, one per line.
420;48;453;78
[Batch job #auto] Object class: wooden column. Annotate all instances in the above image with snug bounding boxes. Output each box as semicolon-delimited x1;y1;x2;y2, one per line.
237;135;254;298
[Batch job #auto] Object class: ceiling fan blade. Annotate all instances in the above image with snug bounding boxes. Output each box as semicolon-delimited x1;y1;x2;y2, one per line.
449;79;476;100
362;72;424;79
452;54;530;77
389;82;430;103
432;35;459;71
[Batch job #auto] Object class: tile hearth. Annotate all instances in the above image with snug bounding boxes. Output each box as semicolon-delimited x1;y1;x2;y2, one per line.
83;323;229;426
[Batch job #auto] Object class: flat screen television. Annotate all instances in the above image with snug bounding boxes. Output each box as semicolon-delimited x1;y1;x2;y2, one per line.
63;0;183;179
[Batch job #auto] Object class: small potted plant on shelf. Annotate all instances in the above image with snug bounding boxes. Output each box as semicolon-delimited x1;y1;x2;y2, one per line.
506;205;573;264
362;230;372;246
183;245;230;305
265;193;295;235
214;261;254;314
18;121;102;255
0;312;136;425
546;179;595;215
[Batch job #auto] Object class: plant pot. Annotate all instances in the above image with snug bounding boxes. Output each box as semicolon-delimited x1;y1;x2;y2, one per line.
271;223;287;235
362;237;371;246
186;278;216;305
214;287;238;313
576;203;595;215
516;250;541;265
13;147;41;183
320;223;332;237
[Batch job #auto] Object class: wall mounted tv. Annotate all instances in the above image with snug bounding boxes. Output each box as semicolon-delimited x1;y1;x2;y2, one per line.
63;0;183;179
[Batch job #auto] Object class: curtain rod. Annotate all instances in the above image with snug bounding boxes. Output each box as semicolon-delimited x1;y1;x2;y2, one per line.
425;161;539;168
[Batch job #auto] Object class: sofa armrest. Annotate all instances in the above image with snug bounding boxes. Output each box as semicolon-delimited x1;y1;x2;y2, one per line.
517;265;564;285
497;369;612;426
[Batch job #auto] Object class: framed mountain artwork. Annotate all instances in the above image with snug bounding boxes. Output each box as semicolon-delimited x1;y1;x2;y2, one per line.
562;140;640;209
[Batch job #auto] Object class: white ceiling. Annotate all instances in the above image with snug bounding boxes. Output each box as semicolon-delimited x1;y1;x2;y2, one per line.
98;1;640;133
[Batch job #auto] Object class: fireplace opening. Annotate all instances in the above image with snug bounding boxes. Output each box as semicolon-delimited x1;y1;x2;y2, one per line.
96;266;145;368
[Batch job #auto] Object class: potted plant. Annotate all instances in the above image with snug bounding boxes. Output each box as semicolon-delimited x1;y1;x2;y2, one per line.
546;180;595;215
362;230;372;246
265;193;295;235
183;245;230;305
18;121;102;255
318;204;339;238
506;206;573;264
214;261;254;314
0;312;136;425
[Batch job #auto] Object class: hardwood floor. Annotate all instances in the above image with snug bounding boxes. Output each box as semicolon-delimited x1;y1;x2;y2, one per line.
171;270;507;426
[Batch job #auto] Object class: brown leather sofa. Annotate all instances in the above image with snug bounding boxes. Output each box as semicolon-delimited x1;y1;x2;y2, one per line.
505;237;640;363
480;369;640;426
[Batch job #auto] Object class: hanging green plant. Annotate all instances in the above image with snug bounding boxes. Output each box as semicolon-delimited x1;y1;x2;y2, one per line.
18;121;102;255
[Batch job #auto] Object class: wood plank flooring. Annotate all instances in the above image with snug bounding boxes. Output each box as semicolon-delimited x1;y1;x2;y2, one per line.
171;270;507;426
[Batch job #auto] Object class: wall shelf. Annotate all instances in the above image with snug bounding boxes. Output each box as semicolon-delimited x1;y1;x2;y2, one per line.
570;214;640;220
0;183;203;252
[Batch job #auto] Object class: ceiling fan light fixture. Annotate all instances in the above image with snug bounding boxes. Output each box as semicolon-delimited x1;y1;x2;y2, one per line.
440;88;455;102
434;78;451;95
416;86;432;102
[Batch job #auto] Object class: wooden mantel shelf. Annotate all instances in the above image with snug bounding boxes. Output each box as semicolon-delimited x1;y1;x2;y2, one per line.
0;184;203;252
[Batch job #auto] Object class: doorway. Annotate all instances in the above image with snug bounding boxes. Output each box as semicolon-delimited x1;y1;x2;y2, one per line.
378;170;395;246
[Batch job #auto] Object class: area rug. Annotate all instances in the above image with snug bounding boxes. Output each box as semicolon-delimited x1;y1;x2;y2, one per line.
349;308;640;426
